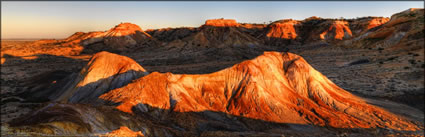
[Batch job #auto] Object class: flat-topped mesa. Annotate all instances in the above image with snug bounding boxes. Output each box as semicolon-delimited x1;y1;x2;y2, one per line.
266;19;300;39
191;18;260;47
320;20;352;40
204;19;240;27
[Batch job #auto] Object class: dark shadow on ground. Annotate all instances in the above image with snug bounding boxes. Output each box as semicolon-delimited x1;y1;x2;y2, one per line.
1;53;90;103
1;53;89;70
12;69;145;104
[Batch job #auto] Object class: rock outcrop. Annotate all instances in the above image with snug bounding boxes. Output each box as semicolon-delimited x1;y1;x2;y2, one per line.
203;19;240;27
345;8;424;49
264;19;301;46
64;31;105;44
18;51;419;133
366;18;390;30
266;19;300;40
162;19;260;50
48;51;148;103
97;52;418;130
81;23;153;52
260;17;390;45
348;17;390;36
319;20;352;40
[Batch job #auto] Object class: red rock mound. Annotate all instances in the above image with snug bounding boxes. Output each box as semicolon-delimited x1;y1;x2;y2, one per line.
319;21;352;40
51;51;148;103
105;23;144;36
94;51;420;130
173;19;260;48
266;19;300;39
204;19;240;27
80;23;153;51
64;23;149;46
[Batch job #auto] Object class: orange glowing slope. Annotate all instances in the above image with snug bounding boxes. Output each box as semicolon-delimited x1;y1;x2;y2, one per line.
266;20;300;39
367;18;390;30
62;51;419;130
319;20;352;40
204;18;240;27
51;51;148;103
62;23;151;47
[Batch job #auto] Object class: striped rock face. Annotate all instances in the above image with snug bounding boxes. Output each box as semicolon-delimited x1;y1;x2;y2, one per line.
51;51;148;103
77;23;152;51
319;21;352;40
96;51;419;130
105;23;143;37
266;20;300;40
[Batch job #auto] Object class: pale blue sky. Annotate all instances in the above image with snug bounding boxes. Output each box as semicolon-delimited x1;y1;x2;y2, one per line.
1;1;423;39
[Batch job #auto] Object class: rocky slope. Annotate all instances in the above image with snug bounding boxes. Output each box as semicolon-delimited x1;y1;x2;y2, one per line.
0;23;154;61
50;51;147;103
343;8;424;50
4;51;423;137
266;19;300;40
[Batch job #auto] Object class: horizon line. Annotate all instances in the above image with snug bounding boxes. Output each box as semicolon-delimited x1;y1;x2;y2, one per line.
0;14;403;40
2;6;422;40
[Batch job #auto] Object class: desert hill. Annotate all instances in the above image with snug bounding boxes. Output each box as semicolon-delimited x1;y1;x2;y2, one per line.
1;8;424;137
7;51;422;136
82;23;154;52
